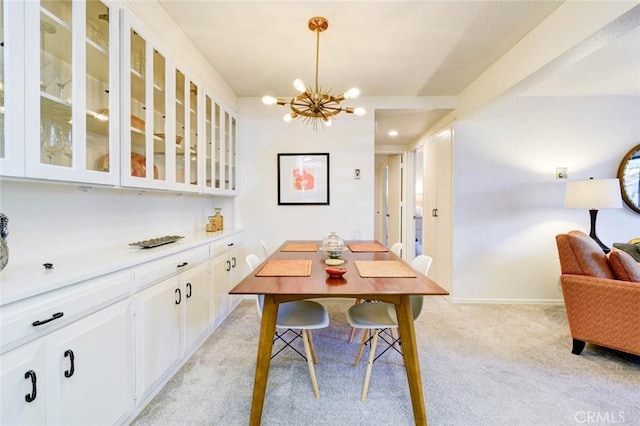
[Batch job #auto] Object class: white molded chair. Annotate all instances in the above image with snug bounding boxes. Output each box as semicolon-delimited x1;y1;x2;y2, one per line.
410;255;433;277
389;242;403;257
259;240;270;259
245;254;329;398
346;254;433;400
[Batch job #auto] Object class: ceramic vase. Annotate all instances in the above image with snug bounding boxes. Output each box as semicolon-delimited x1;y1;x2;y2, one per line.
0;213;8;271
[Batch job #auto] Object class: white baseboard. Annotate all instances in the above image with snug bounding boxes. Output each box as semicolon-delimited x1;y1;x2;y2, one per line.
450;297;564;305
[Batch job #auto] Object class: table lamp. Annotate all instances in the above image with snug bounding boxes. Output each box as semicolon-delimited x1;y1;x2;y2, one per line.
564;177;623;253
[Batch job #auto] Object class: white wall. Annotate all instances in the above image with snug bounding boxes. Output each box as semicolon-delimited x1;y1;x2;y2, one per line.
0;180;234;266
236;98;375;258
452;95;640;302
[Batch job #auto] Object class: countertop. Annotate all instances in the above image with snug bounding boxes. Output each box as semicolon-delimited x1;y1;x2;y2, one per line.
0;229;243;306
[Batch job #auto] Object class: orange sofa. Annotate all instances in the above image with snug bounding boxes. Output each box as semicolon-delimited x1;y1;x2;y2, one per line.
555;230;640;356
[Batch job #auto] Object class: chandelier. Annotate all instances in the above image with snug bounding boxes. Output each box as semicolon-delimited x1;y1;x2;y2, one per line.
262;16;366;129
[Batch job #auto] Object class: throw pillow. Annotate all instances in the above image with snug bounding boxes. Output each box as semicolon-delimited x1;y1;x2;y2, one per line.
612;242;640;262
608;249;640;282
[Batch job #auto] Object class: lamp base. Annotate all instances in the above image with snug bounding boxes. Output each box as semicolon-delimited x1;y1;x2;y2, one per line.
589;209;610;254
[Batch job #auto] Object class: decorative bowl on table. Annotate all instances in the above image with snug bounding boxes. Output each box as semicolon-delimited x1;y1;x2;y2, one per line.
320;231;347;259
325;266;346;278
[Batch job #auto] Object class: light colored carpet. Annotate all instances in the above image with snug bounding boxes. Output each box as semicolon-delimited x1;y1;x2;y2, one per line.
133;298;640;425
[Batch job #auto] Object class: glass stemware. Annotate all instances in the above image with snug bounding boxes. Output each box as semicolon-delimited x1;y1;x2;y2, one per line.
56;77;72;101
41;119;65;164
62;127;72;166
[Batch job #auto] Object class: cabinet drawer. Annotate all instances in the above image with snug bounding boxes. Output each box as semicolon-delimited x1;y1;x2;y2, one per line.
0;271;132;354
210;235;243;259
134;246;209;291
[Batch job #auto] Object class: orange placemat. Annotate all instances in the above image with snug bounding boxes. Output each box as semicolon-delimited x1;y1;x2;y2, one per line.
354;260;417;278
348;242;388;252
256;259;312;277
281;243;318;252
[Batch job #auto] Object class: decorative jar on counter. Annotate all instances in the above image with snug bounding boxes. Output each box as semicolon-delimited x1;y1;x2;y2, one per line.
0;213;8;271
206;208;224;232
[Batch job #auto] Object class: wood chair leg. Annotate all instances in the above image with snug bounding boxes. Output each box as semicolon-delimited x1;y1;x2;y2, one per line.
361;329;379;401
354;329;369;366
301;330;320;398
308;330;319;364
348;326;359;343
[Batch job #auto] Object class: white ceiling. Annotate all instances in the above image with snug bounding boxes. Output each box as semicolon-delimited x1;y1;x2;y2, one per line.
155;1;634;148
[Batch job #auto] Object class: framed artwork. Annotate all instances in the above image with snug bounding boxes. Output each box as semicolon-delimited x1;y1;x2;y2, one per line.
277;153;330;205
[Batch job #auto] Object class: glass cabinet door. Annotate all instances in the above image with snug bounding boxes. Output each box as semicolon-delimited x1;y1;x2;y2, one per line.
122;12;169;189
24;0;119;184
202;95;237;195
174;67;199;190
0;0;25;177
214;101;222;190
222;110;237;192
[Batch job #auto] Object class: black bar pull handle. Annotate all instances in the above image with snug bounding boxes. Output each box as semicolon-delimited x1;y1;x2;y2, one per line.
177;262;188;268
226;260;231;272
227;242;234;247
64;350;75;378
186;283;192;298
32;312;64;327
175;288;181;305
231;257;236;268
24;370;37;403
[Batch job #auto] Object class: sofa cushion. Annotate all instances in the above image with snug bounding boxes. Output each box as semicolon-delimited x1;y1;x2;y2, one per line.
608;249;640;282
555;230;615;279
612;242;640;262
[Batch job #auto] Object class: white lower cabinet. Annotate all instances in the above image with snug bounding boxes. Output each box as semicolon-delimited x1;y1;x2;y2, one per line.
134;261;210;403
211;239;244;328
1;339;46;424
0;299;133;425
1;233;244;424
183;262;212;353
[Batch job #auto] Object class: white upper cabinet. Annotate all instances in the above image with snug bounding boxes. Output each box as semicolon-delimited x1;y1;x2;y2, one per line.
0;0;25;177
121;10;172;190
202;91;237;195
1;1;238;194
22;0;120;184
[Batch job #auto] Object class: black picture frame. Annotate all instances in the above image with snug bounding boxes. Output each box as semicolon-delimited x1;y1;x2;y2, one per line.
277;153;330;205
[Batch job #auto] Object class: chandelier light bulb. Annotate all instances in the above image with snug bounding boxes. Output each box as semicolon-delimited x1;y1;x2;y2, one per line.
283;113;293;122
344;87;360;99
262;95;277;105
353;107;366;116
293;79;307;93
324;118;333;127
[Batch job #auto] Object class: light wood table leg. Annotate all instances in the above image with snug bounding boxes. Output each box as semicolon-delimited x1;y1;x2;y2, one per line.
249;294;278;426
395;296;427;426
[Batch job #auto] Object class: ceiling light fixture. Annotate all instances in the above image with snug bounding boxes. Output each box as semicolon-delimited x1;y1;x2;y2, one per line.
262;16;366;130
388;130;399;137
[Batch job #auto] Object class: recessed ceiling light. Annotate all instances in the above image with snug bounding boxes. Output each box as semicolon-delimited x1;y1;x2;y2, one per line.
388;130;399;137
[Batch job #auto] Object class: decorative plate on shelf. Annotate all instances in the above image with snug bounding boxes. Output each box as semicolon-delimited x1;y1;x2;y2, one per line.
102;152;159;179
129;235;184;249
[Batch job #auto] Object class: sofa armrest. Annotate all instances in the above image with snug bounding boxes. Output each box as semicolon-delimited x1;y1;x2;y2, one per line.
561;274;640;356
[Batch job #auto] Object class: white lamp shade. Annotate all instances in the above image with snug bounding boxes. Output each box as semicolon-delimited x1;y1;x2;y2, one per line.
564;178;623;209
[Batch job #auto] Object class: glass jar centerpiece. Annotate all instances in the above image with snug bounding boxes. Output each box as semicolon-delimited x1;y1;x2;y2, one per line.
320;231;347;259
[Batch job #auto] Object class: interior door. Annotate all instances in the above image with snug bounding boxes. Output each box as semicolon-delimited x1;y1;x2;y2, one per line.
423;125;453;290
387;154;403;255
413;146;424;259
